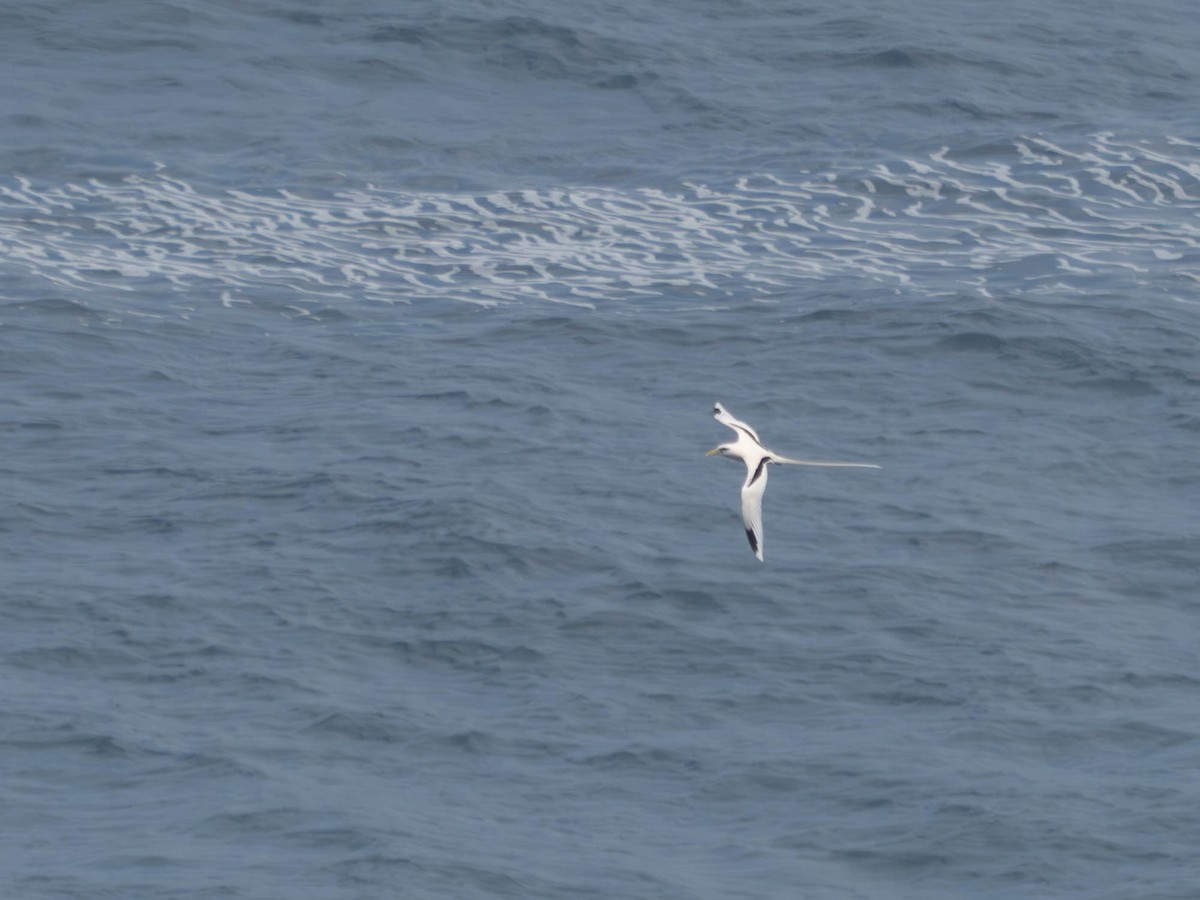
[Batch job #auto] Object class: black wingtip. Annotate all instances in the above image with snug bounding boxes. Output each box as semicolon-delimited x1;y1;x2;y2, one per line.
745;527;759;555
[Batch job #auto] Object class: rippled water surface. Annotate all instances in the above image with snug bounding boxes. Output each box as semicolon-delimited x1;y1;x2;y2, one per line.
3;2;1200;898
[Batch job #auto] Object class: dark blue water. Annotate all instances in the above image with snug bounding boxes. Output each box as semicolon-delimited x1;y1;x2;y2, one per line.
3;2;1200;898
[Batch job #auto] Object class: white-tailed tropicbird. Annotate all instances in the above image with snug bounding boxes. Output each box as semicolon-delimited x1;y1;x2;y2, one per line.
706;402;880;561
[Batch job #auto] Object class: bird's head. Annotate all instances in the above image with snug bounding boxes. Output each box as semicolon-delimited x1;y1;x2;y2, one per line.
706;444;733;458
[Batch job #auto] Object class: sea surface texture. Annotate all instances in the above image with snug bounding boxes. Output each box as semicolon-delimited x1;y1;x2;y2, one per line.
3;2;1200;898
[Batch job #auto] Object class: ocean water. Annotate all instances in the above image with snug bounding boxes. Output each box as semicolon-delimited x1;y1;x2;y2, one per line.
3;2;1199;898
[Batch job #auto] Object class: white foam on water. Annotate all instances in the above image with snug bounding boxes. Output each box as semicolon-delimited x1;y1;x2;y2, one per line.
1;135;1196;316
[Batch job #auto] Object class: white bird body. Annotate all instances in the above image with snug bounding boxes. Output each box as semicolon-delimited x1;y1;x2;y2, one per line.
707;402;880;561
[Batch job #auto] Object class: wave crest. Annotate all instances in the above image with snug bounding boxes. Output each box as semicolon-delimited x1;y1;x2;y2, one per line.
2;134;1197;315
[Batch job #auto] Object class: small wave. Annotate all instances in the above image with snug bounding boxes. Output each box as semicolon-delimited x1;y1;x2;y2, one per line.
2;134;1197;316
390;637;546;673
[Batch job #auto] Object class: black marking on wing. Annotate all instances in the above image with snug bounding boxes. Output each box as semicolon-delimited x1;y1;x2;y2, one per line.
714;406;761;444
748;457;769;486
745;527;759;554
732;423;759;443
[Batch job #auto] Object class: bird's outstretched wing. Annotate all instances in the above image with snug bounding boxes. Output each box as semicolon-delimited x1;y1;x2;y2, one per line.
713;402;761;444
740;458;769;561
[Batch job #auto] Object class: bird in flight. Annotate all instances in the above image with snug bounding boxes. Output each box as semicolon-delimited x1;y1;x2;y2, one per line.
706;402;880;561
